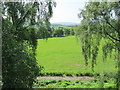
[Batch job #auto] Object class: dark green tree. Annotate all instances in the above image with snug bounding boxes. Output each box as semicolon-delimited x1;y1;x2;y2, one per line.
54;27;64;37
64;28;70;36
70;28;75;35
76;1;120;88
2;1;55;88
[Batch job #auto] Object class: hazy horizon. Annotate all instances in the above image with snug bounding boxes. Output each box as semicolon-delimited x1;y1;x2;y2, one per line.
50;0;86;23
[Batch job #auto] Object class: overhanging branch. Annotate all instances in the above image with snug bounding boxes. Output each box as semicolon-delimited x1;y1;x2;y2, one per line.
104;17;118;32
16;2;37;29
98;20;120;42
105;31;120;42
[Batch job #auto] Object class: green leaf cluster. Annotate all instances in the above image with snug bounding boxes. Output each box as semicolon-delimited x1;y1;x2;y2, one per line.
2;1;55;88
75;1;120;88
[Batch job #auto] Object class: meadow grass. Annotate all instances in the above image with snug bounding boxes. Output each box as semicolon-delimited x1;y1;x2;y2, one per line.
36;36;117;75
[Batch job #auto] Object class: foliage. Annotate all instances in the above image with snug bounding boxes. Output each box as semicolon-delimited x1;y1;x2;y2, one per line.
70;28;75;35
2;1;55;88
53;27;64;37
33;79;115;88
64;28;70;36
36;26;53;39
75;1;120;88
36;26;75;38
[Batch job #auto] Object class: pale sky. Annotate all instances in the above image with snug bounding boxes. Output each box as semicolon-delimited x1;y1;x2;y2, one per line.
50;0;87;23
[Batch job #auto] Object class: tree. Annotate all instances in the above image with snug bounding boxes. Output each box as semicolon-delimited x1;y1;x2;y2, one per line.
70;28;75;35
2;1;55;88
76;1;120;88
54;27;64;37
64;28;70;36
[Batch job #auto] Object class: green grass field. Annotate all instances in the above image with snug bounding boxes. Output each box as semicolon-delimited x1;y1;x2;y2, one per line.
36;36;117;75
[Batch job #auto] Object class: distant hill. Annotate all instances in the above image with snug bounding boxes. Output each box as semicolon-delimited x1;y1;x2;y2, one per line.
51;22;79;27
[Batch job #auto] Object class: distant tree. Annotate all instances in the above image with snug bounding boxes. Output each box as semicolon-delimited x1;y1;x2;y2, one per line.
36;26;53;39
47;28;53;38
2;1;55;88
51;27;55;37
70;28;75;35
76;1;120;88
54;28;64;37
64;28;70;36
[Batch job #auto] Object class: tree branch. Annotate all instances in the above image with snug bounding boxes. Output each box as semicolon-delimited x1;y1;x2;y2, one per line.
98;20;120;42
104;17;118;32
105;31;120;42
105;32;118;47
16;2;36;29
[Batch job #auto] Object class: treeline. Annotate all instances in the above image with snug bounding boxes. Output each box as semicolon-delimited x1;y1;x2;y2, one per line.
36;26;75;39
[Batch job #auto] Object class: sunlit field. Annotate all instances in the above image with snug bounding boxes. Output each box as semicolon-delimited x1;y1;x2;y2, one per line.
36;36;117;75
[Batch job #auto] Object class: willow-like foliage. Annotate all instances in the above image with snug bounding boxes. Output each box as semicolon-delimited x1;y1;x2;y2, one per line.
75;20;102;71
76;2;120;87
76;1;120;69
2;1;55;88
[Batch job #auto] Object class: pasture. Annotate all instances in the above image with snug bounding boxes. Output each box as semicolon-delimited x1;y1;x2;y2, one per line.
36;36;117;75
